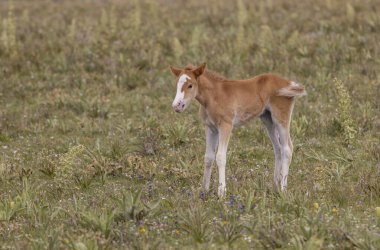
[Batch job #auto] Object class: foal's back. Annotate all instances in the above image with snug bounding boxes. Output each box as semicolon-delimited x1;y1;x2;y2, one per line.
217;73;298;123
222;73;291;98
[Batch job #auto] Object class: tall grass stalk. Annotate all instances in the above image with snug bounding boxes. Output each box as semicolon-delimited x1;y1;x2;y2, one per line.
129;0;141;33
173;37;183;62
236;0;248;53
1;0;17;57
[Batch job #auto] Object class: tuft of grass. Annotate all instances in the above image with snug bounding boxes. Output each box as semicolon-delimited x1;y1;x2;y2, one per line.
69;240;100;250
0;198;22;221
178;204;210;243
166;122;193;146
81;209;115;239
113;188;160;223
215;213;245;246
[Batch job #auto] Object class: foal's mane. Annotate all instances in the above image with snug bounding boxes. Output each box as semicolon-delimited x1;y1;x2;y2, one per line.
185;64;226;82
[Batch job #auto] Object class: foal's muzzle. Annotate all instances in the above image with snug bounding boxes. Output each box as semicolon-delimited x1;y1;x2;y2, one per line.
172;100;185;113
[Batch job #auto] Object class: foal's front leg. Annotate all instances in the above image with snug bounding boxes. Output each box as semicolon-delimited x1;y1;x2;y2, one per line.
215;123;232;198
203;126;218;191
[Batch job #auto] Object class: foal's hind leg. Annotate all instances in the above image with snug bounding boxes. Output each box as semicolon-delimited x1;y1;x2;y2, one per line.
260;111;282;190
270;99;295;191
275;122;293;190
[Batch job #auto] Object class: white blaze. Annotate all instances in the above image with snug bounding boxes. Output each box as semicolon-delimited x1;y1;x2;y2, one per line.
172;74;190;107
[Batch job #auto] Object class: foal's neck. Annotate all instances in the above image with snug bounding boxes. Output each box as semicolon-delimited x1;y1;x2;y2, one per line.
195;74;219;108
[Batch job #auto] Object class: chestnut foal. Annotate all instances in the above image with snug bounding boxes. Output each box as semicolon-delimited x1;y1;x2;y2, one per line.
170;63;306;197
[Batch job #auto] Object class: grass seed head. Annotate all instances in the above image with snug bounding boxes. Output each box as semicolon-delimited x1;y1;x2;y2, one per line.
376;207;380;217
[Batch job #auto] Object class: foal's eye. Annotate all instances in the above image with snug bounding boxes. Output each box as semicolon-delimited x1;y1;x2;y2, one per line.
188;85;192;89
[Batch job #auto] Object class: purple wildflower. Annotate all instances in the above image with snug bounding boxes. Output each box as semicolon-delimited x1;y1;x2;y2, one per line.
239;204;245;213
199;191;205;200
229;195;236;206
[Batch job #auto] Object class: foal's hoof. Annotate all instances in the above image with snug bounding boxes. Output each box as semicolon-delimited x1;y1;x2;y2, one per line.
218;186;226;198
274;184;287;193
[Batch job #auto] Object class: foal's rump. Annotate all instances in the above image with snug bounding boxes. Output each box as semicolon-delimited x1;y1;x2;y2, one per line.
264;76;306;127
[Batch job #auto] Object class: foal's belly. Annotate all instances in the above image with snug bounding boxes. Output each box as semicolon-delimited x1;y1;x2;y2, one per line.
232;112;257;127
232;106;265;127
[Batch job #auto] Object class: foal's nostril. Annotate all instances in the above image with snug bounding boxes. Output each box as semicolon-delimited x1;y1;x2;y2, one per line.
182;104;185;108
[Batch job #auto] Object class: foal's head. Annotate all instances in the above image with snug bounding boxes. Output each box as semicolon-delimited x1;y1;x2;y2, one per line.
169;63;206;113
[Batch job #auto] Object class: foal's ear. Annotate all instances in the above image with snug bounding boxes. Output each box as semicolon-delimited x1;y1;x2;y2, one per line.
169;66;182;77
192;63;206;78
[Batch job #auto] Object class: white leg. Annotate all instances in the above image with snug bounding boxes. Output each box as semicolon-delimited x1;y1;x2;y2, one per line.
203;126;218;191
260;111;282;190
215;123;232;198
275;122;293;191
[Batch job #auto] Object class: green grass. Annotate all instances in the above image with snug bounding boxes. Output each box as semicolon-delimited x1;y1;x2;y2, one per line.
0;0;379;248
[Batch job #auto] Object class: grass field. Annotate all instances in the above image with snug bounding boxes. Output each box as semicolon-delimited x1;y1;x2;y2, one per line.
0;0;379;249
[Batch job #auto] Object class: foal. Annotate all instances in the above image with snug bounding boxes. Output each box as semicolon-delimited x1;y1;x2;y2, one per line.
170;63;306;197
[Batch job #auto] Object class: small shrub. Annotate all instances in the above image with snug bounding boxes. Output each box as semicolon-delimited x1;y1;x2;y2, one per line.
333;78;357;145
55;145;112;189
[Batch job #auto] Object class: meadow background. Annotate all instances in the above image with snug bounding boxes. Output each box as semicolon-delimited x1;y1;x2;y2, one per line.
0;0;379;249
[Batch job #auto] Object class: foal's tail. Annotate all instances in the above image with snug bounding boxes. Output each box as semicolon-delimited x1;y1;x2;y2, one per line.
277;81;307;98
